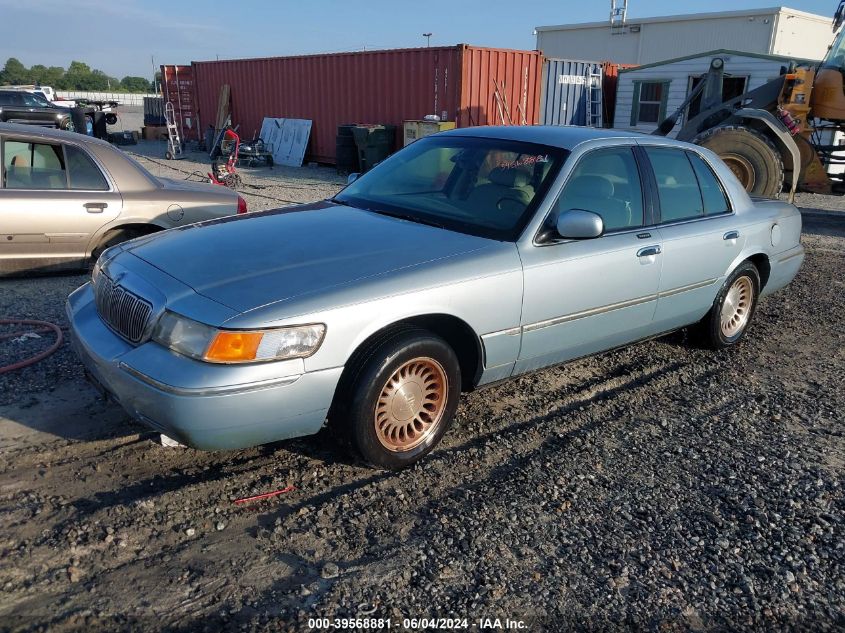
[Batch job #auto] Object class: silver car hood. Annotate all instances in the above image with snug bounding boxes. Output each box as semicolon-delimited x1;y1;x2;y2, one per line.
125;201;494;314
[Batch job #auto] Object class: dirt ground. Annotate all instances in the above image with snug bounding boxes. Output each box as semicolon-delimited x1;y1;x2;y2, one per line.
0;170;843;630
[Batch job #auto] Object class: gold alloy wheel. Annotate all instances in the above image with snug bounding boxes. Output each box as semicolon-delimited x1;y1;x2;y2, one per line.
720;276;754;338
374;357;448;452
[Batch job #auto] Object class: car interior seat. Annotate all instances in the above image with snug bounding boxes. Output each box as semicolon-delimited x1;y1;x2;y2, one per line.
653;159;704;222
467;166;535;226
6;155;32;188
557;174;632;231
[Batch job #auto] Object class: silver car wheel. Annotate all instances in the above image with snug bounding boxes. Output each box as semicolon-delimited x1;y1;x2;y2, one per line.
720;276;754;338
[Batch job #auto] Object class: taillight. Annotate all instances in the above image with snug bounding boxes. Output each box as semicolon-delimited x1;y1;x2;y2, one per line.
237;195;248;214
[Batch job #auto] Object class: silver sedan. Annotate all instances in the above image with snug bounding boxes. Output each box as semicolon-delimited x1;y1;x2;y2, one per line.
67;126;804;469
0;122;246;275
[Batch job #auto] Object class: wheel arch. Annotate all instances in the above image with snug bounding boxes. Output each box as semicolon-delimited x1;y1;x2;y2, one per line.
338;313;484;395
746;253;771;290
85;221;167;257
725;251;771;291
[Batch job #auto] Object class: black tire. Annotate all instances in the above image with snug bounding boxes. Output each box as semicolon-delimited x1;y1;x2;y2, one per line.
695;126;784;198
90;228;150;264
59;117;73;131
332;328;461;470
165;150;173;160
692;261;761;350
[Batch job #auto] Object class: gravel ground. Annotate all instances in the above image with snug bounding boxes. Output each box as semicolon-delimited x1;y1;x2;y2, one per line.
0;190;843;630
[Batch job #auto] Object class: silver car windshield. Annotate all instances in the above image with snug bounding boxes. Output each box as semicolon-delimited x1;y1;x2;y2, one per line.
335;136;567;241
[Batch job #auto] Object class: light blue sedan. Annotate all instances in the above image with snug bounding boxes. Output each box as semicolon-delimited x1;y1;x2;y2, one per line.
67;127;804;469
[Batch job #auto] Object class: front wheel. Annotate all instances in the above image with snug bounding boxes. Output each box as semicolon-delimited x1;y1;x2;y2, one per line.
693;261;760;349
335;328;461;470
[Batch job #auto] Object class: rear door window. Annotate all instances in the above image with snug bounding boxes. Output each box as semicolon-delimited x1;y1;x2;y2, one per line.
687;152;731;215
65;145;109;190
2;139;67;189
645;147;704;223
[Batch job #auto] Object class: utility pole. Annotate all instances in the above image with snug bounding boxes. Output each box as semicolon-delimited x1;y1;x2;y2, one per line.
423;33;432;47
151;55;158;94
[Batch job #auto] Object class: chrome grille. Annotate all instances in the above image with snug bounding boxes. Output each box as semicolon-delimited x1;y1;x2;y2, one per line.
94;274;153;344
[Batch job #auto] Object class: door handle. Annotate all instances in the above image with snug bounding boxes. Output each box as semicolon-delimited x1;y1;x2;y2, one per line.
637;245;661;258
84;202;108;213
723;230;740;241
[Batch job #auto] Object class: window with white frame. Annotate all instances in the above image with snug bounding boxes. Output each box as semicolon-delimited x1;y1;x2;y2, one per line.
632;81;669;125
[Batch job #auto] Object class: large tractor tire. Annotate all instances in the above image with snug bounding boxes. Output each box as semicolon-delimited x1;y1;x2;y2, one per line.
695;126;784;198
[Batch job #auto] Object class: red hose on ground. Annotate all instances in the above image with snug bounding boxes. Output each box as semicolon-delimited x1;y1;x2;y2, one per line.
0;319;64;374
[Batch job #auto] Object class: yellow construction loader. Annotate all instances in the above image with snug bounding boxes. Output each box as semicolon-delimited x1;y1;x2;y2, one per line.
655;1;845;198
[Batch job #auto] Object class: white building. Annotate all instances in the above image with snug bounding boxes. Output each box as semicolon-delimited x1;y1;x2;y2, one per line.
535;7;833;65
611;49;818;135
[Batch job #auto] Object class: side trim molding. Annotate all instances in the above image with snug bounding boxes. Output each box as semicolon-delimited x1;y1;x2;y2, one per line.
521;278;719;333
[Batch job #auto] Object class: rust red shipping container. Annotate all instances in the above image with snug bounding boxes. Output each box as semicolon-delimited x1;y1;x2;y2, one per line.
166;45;545;164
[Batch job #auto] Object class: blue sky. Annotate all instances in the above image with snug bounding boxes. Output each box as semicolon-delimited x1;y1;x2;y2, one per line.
0;0;835;78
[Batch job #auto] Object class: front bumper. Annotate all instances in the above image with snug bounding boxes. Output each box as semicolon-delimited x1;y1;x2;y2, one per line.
66;283;343;450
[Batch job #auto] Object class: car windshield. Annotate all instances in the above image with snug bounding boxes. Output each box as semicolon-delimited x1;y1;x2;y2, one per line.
822;27;845;71
21;92;52;107
334;135;568;241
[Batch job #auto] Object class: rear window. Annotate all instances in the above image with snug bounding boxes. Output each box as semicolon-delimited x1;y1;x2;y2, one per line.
66;145;109;190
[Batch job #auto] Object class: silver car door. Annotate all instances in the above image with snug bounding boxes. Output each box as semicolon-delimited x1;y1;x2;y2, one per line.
642;146;745;331
515;145;662;375
0;136;121;274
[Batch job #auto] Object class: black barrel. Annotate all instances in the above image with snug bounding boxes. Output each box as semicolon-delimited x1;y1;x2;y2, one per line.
351;124;396;172
335;124;359;174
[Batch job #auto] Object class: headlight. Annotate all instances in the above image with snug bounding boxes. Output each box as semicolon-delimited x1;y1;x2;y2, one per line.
151;312;326;364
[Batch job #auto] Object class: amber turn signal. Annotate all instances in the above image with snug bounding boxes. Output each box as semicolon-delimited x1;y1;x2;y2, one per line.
204;331;263;362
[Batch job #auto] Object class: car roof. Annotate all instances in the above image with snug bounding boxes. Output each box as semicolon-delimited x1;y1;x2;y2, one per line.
0;122;111;147
437;125;658;150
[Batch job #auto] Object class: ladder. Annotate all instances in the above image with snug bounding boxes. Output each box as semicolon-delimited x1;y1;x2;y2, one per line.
164;101;184;160
585;67;603;127
610;0;628;35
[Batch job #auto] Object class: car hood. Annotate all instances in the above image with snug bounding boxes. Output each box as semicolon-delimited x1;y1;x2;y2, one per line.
124;200;494;314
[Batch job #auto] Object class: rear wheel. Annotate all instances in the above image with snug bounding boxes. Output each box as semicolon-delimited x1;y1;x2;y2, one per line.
695;126;784;198
333;328;461;470
90;228;153;265
692;261;760;350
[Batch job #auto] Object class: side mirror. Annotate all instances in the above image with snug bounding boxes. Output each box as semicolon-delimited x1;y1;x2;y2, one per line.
347;172;359;185
556;209;604;239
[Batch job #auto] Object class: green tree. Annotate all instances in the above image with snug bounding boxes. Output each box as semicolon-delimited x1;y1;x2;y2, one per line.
0;58;30;85
89;69;112;91
120;76;150;92
61;60;93;90
30;64;66;87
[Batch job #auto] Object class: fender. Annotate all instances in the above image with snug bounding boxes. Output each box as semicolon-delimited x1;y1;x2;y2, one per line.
728;108;801;203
